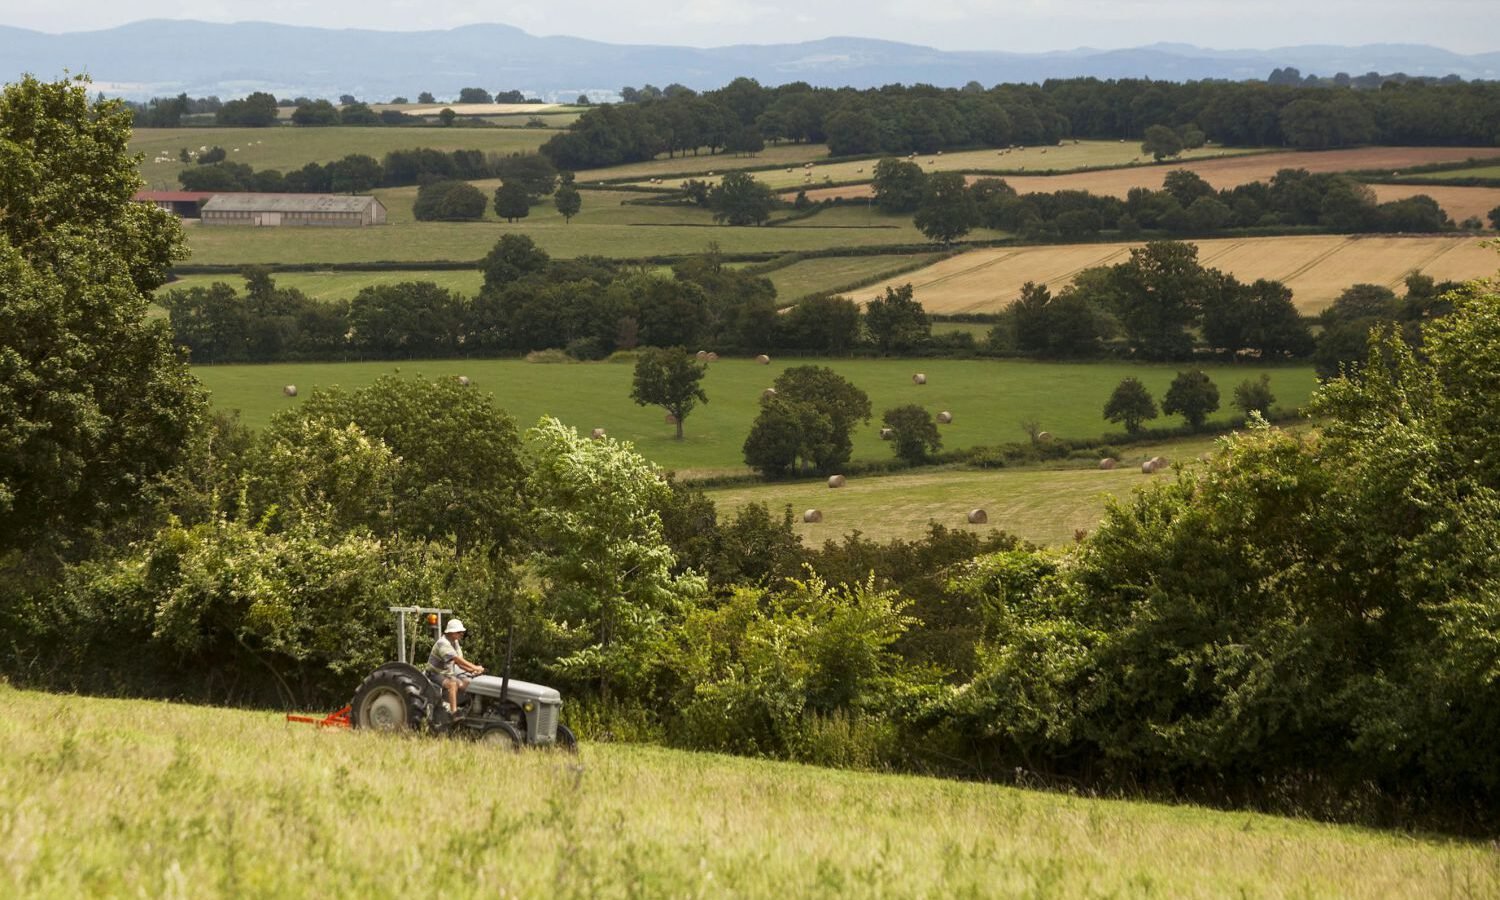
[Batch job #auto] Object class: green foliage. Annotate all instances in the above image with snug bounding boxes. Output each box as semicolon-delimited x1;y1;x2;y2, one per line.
412;179;486;221
871;158;928;213
864;283;931;354
708;171;775;226
882;405;942;464
493;153;558;202
493;181;532;222
1161;369;1220;429
1141;124;1183;161
770;365;872;473
743;395;835;478
553;183;582;222
1103;377;1158;434
480;233;550;292
914;172;979;244
630;346;709;440
1232;373;1276;416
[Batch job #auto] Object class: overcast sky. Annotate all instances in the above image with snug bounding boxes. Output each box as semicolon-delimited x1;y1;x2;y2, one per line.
1;1;1495;54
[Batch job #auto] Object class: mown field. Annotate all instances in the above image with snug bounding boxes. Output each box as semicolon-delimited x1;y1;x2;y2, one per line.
159;269;486;301
192;357;1318;476
130;126;554;189
856;235;1500;314
706;434;1223;546
757;252;945;300
2;684;1491;898
1413;164;1500;181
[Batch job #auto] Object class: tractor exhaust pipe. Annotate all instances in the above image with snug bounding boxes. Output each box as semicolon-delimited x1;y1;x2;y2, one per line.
499;622;514;705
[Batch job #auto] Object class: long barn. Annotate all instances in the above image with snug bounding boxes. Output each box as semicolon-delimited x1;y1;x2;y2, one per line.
200;194;387;227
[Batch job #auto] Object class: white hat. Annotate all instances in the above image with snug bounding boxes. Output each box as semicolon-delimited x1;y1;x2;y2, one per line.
444;618;466;634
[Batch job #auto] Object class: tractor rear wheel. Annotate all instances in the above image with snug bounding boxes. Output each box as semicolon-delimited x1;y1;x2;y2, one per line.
350;668;427;732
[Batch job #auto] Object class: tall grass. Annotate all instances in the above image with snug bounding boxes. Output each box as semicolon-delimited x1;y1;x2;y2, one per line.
0;684;1489;898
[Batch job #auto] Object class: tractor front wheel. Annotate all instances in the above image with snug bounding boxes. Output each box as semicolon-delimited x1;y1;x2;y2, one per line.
475;721;524;751
350;668;427;732
554;724;578;754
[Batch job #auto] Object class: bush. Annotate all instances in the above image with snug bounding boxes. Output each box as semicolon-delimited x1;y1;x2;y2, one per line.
412;180;487;221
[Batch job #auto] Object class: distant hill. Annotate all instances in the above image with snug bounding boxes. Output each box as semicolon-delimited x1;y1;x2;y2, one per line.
3;20;1498;101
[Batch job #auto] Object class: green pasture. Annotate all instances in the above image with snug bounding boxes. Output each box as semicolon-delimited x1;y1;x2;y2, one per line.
130;126;553;189
759;252;944;300
620;142;1258;191
708;434;1223;547
930;321;993;339
192;357;1318;477
1;685;1489;897
181;196;959;266
574;143;830;184
159;269;485;302
1412;164;1500;181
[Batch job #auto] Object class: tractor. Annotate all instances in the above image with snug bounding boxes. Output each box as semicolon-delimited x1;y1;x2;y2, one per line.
345;606;576;751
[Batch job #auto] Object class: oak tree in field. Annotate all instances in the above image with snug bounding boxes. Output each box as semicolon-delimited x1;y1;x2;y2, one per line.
871;158;928;213
708;171;775;226
494;181;532;222
553;184;582;222
413;180;486;220
481;234;550;291
631;347;709;440
0;76;203;562
914;172;979;243
1141;124;1183;161
1162;369;1220;429
864;283;931;354
882;405;942;464
1103;377;1159;434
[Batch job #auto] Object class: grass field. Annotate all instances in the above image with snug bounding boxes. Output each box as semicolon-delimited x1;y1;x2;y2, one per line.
131;126;554;190
159;269;486;301
1412;164;1500;181
191;357;1318;476
627;141;1248;192
2;684;1491;897
856;235;1500;315
181;197;963;266
758;252;945;300
707;434;1223;546
574;143;831;183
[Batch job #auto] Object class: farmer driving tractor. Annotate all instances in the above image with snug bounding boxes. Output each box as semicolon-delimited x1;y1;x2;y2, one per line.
427;618;484;716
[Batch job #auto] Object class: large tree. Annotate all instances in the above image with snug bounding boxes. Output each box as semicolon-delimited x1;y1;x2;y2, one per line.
1162;369;1221;429
863;283;931;354
630;347;709;440
870;158;928;213
1103;377;1159;434
914;172;979;243
0;76;203;563
708;171;775;226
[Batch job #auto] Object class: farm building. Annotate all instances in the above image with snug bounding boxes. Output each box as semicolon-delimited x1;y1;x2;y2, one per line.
199;194;387;227
132;191;215;218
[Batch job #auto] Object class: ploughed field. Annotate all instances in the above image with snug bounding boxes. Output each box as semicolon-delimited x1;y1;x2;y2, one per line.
854;235;1500;315
2;684;1492;897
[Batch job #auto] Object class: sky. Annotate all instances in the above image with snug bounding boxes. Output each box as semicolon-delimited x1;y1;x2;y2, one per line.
0;1;1495;55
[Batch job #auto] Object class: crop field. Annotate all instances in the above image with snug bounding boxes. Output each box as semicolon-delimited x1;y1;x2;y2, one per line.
181;197;961;266
2;684;1491;898
158;269;485;302
706;436;1224;546
799;146;1500;201
758;252;945;300
130;126;554;189
856;235;1500;315
191;357;1317;476
626;141;1246;192
1368;184;1500;223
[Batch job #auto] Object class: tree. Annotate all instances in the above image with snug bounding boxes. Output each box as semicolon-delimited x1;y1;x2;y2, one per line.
493;182;532;222
1232;374;1276;417
1141;124;1183;161
457;87;493;104
743;396;835;478
328;154;381;193
1103;377;1159;434
914;172;978;243
554;183;582;222
630;347;709;440
871;158;928;213
708;171;775;226
417;91;435;104
882;405;942;464
1487;204;1500;231
1162;370;1220;429
864;283;931;354
1107;241;1208;360
412;180;486;221
291;99;340;126
770;366;872;472
216;91;279;126
481;234;550;292
782;293;862;353
438;107;456;127
493;153;559;202
0;76;203;563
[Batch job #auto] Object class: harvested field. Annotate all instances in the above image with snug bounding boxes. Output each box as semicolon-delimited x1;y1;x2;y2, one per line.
758;252;944;300
1369;184;1500;224
855;235;1499;315
797;147;1500;201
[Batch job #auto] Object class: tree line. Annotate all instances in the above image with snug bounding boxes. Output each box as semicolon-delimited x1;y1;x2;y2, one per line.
178;147;559;195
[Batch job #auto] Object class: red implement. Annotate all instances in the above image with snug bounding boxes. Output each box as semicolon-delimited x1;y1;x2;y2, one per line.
286;705;351;729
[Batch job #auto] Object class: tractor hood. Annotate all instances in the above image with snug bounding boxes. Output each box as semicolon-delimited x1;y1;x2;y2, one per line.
465;674;562;703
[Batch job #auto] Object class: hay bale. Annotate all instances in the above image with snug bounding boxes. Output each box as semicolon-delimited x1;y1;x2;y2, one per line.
912;373;927;385
1037;431;1052;442
879;427;894;440
706;352;719;362
967;509;988;525
761;387;777;399
664;414;678;425
283;385;297;397
803;509;823;523
591;428;607;440
456;376;471;387
1141;460;1157;474
827;474;846;489
937;411;953;424
1098;457;1117;470
696;350;709;360
755;354;771;365
1150;456;1168;469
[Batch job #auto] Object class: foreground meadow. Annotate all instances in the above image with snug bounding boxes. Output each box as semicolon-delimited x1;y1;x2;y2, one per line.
192;357;1318;475
0;685;1489;898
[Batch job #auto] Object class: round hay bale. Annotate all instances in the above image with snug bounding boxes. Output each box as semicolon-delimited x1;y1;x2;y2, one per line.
1037;431;1052;442
761;387;777;399
1150;456;1168;470
912;373;927;385
283;385;297;397
967;509;988;525
879;427;894;440
591;428;607;440
937;411;953;424
803;509;823;523
456;375;471;387
755;354;771;365
1141;460;1157;474
827;474;846;489
664;413;678;425
706;352;719;362
1098;457;1117;470
696;350;709;360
